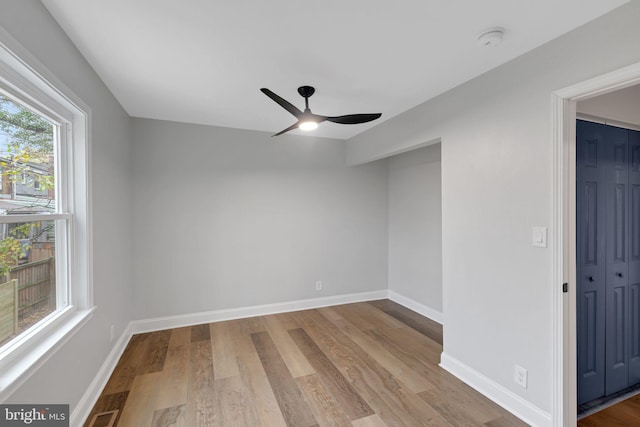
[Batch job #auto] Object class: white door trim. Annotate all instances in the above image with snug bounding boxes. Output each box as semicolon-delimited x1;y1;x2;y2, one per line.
552;61;640;426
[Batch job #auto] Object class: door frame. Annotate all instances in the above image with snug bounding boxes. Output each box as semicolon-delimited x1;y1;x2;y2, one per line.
552;62;640;426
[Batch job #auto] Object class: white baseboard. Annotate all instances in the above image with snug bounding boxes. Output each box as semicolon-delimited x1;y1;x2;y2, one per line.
387;290;443;324
131;290;388;334
70;323;132;427
440;352;551;427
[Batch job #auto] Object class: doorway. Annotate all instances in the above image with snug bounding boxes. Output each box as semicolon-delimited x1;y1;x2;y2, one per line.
575;117;640;410
552;63;640;427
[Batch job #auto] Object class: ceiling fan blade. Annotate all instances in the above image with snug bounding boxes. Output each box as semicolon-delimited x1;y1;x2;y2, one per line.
325;113;382;125
261;88;303;119
309;114;328;124
272;122;301;137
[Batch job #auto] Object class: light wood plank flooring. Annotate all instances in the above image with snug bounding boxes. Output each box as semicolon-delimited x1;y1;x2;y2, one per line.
84;300;529;426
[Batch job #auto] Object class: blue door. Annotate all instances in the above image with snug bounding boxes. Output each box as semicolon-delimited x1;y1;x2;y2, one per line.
577;120;640;405
604;124;629;396
629;129;640;386
577;120;607;404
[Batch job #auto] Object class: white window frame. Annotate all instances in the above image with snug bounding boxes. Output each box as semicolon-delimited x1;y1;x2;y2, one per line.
0;27;93;401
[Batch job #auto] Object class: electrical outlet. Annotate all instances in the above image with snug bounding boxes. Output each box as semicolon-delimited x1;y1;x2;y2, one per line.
315;281;322;291
514;365;528;388
110;325;116;342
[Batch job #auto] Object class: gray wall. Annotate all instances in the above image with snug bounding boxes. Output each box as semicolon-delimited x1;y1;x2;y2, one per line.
0;1;133;410
388;144;442;312
131;119;388;319
577;83;640;127
346;1;640;415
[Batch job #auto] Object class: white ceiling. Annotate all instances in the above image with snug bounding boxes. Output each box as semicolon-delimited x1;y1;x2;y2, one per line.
42;0;627;139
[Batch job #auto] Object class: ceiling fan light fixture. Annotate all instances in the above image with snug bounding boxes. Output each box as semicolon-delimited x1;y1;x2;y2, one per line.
299;120;318;131
260;86;382;136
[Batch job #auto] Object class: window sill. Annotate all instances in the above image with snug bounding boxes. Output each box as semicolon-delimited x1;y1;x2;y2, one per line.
0;305;95;402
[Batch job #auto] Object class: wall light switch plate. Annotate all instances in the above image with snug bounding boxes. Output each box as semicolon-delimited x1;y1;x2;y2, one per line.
532;227;547;248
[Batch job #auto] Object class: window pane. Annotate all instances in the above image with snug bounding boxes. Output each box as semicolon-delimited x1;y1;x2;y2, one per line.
0;220;56;347
0;94;56;215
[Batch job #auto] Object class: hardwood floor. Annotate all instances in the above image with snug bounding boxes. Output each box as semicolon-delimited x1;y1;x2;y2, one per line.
84;300;529;426
578;393;640;426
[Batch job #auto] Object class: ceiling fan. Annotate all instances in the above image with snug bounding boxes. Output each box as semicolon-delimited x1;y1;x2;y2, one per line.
260;86;382;137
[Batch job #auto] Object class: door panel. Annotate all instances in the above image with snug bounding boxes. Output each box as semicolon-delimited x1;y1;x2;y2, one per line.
584;182;599;265
632;185;640;261
629;129;640;386
611;285;626;368
582;290;599;376
577;120;607;404
630;283;640;385
605;125;629;395
612;184;626;262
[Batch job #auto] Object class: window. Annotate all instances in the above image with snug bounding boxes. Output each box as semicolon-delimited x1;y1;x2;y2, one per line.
0;93;62;347
0;33;92;398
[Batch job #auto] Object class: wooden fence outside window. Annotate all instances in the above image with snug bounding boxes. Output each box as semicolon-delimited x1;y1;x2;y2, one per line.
0;257;55;343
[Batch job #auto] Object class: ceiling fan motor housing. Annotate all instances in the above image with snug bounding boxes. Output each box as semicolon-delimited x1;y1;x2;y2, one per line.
297;86;315;98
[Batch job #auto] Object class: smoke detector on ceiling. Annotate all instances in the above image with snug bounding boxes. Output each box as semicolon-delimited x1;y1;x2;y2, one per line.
477;28;505;47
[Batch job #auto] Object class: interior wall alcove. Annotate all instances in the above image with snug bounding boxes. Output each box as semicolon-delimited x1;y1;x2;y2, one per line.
386;143;443;322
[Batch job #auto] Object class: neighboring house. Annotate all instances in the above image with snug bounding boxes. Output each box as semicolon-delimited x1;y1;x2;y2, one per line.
0;158;55;264
0;157;53;206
